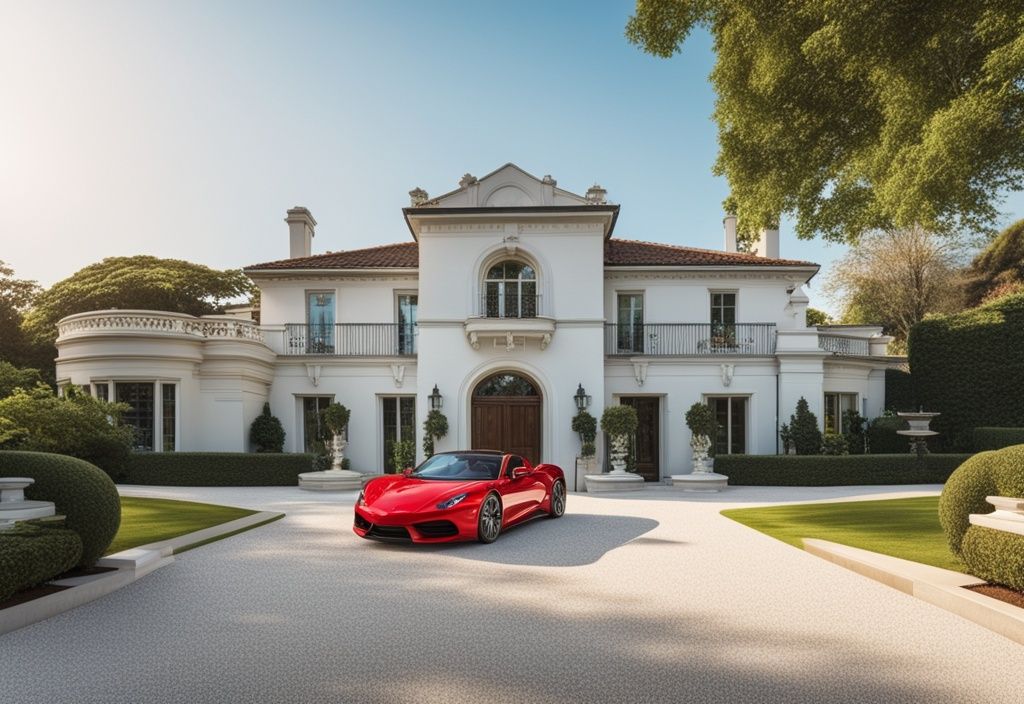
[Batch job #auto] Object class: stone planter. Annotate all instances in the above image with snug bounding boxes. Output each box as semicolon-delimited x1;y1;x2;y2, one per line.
574;456;598;492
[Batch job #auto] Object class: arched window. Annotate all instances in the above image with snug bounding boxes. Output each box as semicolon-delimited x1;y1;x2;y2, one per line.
483;260;538;318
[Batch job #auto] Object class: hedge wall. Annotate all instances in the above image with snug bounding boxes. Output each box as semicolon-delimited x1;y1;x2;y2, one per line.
717;453;973;486
884;368;916;412
972;428;1024;451
122;452;317;486
908;292;1024;450
0;520;83;603
0;451;121;566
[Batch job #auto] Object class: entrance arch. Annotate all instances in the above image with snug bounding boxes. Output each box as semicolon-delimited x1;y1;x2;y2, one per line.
471;372;542;464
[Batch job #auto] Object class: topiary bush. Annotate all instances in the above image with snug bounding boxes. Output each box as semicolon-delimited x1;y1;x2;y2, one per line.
123;452;316;486
249;402;285;453
884;368;916;412
973;427;1024;451
909;292;1024;450
601;405;638;439
0;520;83;602
866;413;911;454
423;409;449;457
571;410;597;458
821;432;849;455
717;453;972;486
788;397;822;455
0;451;121;566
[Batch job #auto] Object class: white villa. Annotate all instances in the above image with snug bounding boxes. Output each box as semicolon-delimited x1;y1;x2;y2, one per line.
54;164;898;482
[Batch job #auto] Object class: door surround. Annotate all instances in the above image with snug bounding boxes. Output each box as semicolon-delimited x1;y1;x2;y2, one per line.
470;371;542;464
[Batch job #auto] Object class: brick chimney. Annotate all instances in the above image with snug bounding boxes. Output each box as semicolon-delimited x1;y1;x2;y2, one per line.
285;207;316;259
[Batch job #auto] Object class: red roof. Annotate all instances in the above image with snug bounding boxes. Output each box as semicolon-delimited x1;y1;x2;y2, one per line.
246;238;816;271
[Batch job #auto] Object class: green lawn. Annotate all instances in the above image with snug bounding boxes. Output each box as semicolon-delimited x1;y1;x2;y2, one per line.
721;496;965;572
106;497;263;555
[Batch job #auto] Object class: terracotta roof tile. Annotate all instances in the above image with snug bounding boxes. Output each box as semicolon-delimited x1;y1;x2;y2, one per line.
246;238;817;271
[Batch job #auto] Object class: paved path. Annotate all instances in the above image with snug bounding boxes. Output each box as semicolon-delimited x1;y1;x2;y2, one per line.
2;484;1022;703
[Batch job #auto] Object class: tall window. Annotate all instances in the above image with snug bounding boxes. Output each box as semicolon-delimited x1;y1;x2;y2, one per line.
161;384;176;451
617;293;644;353
116;382;156;451
824;393;858;434
710;291;737;344
708;396;747;455
302;396;333;453
307;291;335;353
484;260;537;318
397;294;418;355
382;396;416;473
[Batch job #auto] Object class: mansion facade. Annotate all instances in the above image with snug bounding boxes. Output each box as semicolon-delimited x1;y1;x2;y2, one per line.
54;164;898;483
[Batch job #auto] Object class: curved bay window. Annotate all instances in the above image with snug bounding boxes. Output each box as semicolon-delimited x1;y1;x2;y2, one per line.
483;260;538;318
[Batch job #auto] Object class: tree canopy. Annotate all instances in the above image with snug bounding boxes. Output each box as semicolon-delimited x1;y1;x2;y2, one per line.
962;218;1024;305
21;256;253;349
626;1;1024;244
0;261;40;366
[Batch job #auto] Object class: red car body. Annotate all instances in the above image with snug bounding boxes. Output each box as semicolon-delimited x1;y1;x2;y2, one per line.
353;451;565;543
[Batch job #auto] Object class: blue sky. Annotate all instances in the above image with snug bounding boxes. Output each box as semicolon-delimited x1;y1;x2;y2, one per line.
3;1;1022;314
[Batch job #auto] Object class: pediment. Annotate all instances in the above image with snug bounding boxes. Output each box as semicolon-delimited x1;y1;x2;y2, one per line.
424;163;589;207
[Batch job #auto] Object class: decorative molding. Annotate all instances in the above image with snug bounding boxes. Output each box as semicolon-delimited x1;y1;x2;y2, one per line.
390;364;406;388
604;270;811;282
540;333;552;350
721;363;735;387
57;312;264;343
632;361;648;387
305;363;322;387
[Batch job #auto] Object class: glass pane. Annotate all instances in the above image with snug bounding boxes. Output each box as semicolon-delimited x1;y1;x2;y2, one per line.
710;398;729;456
503;261;523;278
95;383;108;402
824;394;837;434
304;397;331;453
486;264;504;279
399;396;416;442
116;383;155;452
474;374;538;396
398;295;417;354
730;397;746;453
503;282;520;318
382;397;397;473
520;265;535;280
307;292;335;353
162;384;176;452
485;281;500;317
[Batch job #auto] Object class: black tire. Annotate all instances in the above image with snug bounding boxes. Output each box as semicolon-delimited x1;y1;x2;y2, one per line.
477;493;503;543
547;480;566;518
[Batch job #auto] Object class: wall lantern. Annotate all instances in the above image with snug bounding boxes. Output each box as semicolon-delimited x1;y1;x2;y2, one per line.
428;384;443;411
574;383;592;412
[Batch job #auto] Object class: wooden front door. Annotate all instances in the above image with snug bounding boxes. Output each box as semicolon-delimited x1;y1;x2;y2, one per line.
471;373;542;464
621;397;660;481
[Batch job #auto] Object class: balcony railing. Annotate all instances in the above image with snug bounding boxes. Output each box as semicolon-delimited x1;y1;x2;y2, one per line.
285;323;416;356
818;334;870;356
478;292;543;319
604;323;777;356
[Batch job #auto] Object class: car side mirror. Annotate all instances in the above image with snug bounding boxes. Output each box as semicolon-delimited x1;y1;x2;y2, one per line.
511;467;529;480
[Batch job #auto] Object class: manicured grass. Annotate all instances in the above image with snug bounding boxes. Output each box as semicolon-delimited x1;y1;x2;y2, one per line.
106;497;259;555
721;496;966;573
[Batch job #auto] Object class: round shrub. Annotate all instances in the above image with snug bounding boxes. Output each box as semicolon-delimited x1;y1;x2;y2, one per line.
601;405;638;439
939;445;1024;589
821;432;850;455
0;451;121;566
0;521;83;602
685;402;718;438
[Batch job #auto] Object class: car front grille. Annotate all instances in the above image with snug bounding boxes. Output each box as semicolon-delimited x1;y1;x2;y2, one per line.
366;524;412;542
353;513;371;531
414;520;459;538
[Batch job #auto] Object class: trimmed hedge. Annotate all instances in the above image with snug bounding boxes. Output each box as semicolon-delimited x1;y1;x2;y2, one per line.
718;453;973;486
122;452;317;486
0;451;121;566
0;520;83;602
939;445;1024;590
909;292;1024;450
884;368;916;412
973;427;1024;451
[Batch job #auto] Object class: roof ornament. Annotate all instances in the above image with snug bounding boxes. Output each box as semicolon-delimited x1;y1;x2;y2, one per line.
459;173;478;188
409;187;429;206
585;183;607;205
542;174;557;186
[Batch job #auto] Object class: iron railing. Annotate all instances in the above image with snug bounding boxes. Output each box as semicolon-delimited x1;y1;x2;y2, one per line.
479;292;543;319
818;334;870;356
604;323;777;356
285;323;417;356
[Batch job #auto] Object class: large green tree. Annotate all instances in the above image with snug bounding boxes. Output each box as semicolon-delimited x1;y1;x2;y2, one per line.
0;261;40;366
962;218;1024;305
21;256;253;357
626;1;1024;244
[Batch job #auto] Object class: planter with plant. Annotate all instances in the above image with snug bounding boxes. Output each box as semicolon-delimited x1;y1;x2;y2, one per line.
684;402;718;473
600;405;638;474
321;403;351;471
571;409;597;460
422;409;449;458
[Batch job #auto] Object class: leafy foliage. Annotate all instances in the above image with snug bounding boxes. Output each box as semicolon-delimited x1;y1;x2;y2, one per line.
963;219;1024;306
600;404;639;439
778;423;794;454
123;452;316;486
571;410;597;457
718;453;972;487
321;403;350;436
390;438;416;473
0;360;43;399
908;292;1024;450
0;451;122;566
0;261;40;369
626;1;1024;243
973;427;1024;451
249;402;285;453
0;385;134;477
842;409;866;455
939;446;1024;589
423;409;449;457
788;397;822;455
884;369;916;412
821;432;850;456
0;519;83;603
684;402;718;438
805;307;832;327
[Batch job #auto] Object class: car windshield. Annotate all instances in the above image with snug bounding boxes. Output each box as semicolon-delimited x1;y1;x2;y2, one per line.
411;453;503;481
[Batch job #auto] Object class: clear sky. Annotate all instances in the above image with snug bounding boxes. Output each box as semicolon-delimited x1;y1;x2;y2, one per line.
3;1;1022;314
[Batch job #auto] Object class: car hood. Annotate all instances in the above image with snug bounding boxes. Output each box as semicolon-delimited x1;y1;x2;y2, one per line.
363;475;489;513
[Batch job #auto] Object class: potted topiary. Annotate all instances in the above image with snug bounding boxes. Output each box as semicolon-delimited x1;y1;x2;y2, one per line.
422;409;449;457
321;403;351;471
685;402;718;473
600;405;638;474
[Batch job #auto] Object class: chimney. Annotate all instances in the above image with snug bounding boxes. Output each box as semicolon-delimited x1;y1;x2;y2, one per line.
285;207;316;259
753;227;779;259
723;213;737;252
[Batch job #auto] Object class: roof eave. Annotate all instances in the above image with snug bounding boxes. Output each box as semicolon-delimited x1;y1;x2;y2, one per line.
403;204;620;241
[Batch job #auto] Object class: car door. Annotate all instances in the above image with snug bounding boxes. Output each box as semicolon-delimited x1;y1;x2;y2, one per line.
499;455;534;523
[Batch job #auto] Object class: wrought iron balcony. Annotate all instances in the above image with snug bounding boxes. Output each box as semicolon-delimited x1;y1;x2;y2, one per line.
285;323;417;356
478;292;543;319
604;323;777;356
818;334;870;356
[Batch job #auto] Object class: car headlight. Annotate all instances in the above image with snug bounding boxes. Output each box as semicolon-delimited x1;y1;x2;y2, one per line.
357;490;366;507
436;493;468;510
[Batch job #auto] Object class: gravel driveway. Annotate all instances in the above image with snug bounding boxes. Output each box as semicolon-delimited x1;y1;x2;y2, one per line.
1;484;1021;703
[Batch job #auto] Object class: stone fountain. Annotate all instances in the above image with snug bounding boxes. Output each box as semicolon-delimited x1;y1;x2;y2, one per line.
897;411;940;457
0;478;55;530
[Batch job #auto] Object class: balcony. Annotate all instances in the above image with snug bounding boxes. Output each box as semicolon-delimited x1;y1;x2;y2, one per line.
604;323;777;357
818;333;871;356
478;291;543;319
284;323;416;356
464;292;554;351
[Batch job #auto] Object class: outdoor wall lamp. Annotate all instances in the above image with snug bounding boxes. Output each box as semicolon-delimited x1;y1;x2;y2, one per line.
574;383;592;412
428;384;443;411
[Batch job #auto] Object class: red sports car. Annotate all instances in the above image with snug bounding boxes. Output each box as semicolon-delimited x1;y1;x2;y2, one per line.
353;450;566;544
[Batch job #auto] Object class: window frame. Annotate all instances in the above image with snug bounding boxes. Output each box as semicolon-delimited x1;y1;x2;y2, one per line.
704;394;749;455
482;259;538;319
394;290;418;355
380;394;417;473
824;392;859;434
616;291;645;354
92;379;179;452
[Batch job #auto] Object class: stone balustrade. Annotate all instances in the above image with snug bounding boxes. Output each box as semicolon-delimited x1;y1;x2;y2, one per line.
57;310;264;343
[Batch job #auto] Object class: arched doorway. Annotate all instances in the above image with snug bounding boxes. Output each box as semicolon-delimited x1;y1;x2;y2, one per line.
471;372;542;463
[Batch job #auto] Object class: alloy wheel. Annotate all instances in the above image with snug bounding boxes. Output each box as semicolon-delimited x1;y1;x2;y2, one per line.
550;481;566;517
478;494;502;543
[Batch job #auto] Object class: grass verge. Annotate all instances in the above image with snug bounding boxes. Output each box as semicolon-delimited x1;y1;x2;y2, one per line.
721;496;965;573
106;497;261;555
